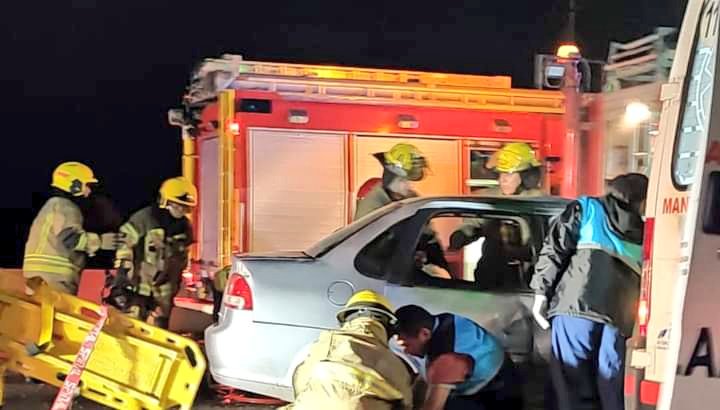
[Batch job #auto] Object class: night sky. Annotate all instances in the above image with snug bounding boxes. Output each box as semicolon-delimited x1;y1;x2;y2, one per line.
1;0;686;260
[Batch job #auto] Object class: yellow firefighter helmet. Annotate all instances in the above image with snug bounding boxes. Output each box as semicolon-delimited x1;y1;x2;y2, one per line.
51;161;98;196
491;142;542;173
336;289;397;325
159;177;198;208
383;143;428;181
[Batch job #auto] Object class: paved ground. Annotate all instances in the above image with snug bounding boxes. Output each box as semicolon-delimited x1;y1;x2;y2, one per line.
2;374;279;409
3;365;549;409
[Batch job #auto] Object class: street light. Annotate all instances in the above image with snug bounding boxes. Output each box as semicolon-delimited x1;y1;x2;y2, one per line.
557;44;581;59
625;102;652;125
624;102;653;174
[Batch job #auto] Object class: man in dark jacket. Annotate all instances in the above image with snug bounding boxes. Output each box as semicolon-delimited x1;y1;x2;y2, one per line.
529;173;648;410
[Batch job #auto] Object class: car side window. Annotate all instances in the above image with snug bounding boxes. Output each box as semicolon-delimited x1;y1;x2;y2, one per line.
354;219;410;280
414;211;538;291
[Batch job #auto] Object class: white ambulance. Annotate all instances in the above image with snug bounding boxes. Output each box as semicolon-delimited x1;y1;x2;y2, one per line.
624;0;720;409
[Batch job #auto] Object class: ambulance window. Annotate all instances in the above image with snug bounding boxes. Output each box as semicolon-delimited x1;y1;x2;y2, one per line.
672;6;718;189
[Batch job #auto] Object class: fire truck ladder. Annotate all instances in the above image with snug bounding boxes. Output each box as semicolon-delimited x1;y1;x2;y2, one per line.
195;54;513;89
604;27;677;91
190;55;565;114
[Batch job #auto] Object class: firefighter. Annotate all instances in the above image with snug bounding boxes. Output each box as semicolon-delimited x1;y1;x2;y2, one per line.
529;173;648;410
23;161;121;295
394;304;524;410
481;142;544;197
354;143;448;274
110;177;196;329
354;143;428;220
452;143;544;253
282;290;414;410
449;142;544;284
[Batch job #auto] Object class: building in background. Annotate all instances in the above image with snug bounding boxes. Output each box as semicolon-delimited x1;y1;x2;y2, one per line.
601;27;677;180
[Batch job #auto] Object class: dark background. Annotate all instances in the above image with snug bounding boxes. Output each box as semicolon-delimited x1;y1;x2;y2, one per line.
0;0;687;265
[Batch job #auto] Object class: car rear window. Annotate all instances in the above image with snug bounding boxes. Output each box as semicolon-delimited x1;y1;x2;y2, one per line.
305;202;402;258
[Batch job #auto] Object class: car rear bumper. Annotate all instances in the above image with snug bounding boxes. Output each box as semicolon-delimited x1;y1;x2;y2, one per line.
204;310;323;402
204;311;287;396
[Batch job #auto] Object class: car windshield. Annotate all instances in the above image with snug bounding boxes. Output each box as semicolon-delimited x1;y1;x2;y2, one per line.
305;202;403;258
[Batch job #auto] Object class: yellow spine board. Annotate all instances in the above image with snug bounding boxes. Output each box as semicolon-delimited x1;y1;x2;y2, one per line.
0;273;206;410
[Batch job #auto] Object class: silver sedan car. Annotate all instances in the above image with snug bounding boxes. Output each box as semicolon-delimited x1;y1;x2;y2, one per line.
205;195;569;402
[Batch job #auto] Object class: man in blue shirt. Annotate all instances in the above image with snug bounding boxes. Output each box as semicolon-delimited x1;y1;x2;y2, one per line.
394;305;523;410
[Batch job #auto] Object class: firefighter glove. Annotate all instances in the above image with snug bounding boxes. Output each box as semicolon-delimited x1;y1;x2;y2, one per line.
85;232;101;256
100;232;124;250
114;259;134;281
532;294;550;330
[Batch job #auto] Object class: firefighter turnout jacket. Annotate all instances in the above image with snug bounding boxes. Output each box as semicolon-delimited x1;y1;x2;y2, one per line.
23;195;101;293
115;205;193;317
283;317;414;410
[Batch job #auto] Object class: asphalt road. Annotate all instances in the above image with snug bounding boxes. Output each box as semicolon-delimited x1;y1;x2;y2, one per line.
2;374;279;410
3;365;549;409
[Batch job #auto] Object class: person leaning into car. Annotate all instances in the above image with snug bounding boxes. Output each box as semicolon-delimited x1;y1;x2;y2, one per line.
394;304;524;410
354;143;449;274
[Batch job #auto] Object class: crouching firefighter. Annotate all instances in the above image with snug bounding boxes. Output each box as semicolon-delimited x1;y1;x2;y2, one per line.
281;290;415;410
106;177;196;329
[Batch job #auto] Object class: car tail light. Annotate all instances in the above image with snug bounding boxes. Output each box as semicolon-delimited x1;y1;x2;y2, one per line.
224;273;253;310
638;217;655;338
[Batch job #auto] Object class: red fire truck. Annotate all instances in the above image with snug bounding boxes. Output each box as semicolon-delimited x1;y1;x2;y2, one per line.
168;55;604;311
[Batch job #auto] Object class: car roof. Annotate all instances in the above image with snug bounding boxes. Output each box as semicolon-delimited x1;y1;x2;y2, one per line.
400;195;572;215
303;195;571;258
